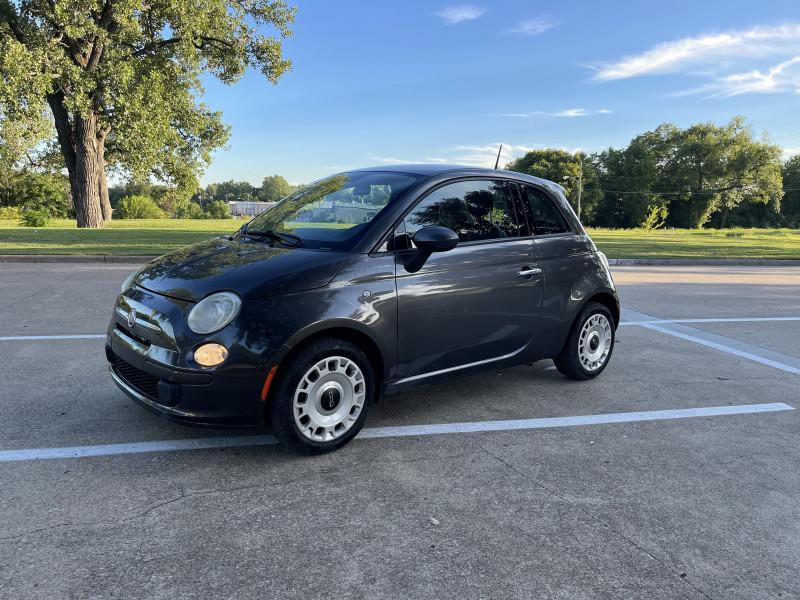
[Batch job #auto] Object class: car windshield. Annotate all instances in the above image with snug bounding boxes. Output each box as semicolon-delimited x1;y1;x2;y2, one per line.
243;171;420;251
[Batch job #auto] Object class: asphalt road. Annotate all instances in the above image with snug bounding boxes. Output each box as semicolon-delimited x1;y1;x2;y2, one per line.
1;263;799;599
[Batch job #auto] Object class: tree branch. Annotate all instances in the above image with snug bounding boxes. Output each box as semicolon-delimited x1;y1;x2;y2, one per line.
46;91;77;176
193;35;234;49
87;40;104;70
128;37;182;58
0;2;27;45
129;35;233;58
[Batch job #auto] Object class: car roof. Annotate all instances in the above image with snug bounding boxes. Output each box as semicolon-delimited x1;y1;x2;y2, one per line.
351;164;566;195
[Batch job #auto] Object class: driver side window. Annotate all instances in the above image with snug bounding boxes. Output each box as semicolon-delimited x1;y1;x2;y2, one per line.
403;180;522;244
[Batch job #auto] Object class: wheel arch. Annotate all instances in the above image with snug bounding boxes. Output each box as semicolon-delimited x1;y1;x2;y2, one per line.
553;289;620;360
584;291;620;328
267;320;388;405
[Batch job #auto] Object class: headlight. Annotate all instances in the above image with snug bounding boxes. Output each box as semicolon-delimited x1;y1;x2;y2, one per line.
187;292;241;334
120;269;139;293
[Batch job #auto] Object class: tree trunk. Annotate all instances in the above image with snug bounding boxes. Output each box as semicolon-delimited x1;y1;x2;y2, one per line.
98;136;112;222
99;169;112;222
719;206;729;228
72;114;105;228
47;92;105;228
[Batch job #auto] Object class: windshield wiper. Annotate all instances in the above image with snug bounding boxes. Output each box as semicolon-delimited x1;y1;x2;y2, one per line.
243;227;305;248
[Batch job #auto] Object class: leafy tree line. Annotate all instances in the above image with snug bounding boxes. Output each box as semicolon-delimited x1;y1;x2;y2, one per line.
507;118;798;229
0;0;294;228
110;173;295;219
0;169;296;222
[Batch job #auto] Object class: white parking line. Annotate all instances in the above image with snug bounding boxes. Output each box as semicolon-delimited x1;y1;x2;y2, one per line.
639;323;800;375
0;334;106;341
619;316;800;326
0;403;792;462
623;309;800;376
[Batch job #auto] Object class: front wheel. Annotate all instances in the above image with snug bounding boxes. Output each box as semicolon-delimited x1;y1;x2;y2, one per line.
269;337;374;453
554;302;615;380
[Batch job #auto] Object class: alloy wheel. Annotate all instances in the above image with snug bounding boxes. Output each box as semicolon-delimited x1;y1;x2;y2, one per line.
293;355;366;442
578;313;612;372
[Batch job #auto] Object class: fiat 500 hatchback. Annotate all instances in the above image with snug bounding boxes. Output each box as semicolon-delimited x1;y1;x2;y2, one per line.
108;165;619;452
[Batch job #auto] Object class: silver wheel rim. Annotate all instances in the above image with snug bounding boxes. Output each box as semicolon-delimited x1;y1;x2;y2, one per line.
293;355;366;442
578;313;612;372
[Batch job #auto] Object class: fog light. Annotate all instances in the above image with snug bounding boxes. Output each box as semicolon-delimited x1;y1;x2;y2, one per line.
194;343;228;367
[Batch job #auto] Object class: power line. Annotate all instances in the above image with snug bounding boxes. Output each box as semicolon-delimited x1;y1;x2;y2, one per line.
588;187;800;195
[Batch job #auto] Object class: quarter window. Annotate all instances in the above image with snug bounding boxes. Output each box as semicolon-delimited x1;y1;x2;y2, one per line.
404;180;524;243
520;186;570;236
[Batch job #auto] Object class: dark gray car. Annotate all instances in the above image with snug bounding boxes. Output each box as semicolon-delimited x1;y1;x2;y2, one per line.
108;165;619;452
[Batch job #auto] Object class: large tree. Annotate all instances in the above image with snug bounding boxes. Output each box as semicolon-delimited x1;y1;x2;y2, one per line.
260;173;291;202
594;125;676;228
0;0;294;227
780;155;800;226
663;118;783;228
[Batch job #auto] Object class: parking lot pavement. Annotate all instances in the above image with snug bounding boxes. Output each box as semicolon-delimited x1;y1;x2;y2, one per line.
611;265;800;319
1;264;799;599
687;321;800;359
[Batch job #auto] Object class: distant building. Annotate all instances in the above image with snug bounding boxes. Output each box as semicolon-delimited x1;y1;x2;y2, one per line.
228;200;276;217
295;201;382;224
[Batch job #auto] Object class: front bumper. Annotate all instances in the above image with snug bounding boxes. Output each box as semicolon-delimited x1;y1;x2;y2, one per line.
107;340;265;428
106;286;270;428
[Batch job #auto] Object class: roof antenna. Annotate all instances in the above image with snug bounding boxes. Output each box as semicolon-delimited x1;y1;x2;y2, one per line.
494;144;503;170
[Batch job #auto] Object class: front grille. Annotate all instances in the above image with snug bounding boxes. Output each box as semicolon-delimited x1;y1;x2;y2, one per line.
115;323;152;347
112;355;160;400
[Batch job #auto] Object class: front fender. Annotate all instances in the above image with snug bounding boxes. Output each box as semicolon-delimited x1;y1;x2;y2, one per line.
244;268;398;382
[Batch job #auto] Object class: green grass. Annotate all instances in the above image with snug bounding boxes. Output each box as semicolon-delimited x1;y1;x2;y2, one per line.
588;228;800;259
0;218;238;255
1;219;799;259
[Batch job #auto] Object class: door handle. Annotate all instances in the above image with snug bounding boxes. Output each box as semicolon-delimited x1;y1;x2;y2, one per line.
518;267;542;277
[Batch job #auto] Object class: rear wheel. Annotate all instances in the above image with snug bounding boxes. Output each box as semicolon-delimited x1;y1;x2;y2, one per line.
554;302;615;380
269;337;374;453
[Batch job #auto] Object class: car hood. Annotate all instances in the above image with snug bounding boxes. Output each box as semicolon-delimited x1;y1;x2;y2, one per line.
134;237;348;302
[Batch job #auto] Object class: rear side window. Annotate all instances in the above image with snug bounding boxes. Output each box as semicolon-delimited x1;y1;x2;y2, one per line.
520;185;570;236
404;180;525;243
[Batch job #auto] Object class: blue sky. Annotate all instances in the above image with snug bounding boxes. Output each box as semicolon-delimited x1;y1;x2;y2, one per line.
200;0;800;185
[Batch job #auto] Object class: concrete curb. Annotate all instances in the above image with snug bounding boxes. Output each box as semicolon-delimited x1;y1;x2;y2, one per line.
607;258;800;266
0;254;156;264
2;254;799;266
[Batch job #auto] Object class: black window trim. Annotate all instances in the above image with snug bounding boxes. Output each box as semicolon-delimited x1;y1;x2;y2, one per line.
371;176;536;255
516;182;576;238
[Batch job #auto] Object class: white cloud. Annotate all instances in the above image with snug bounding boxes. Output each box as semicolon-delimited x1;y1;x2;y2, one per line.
367;156;417;165
492;108;613;118
783;147;800;159
492;113;533;118
506;19;554;36
449;144;534;167
549;108;590;117
592;23;800;81
367;155;451;165
688;55;800;97
366;144;534;169
435;5;485;25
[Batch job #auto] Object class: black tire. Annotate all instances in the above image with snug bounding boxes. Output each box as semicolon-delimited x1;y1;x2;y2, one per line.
553;302;615;381
269;337;374;453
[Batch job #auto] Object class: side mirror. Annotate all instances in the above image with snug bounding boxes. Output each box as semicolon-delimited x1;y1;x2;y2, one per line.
404;226;458;273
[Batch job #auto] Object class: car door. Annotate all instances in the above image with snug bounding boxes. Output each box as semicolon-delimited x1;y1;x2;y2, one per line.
518;183;595;353
394;178;544;382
